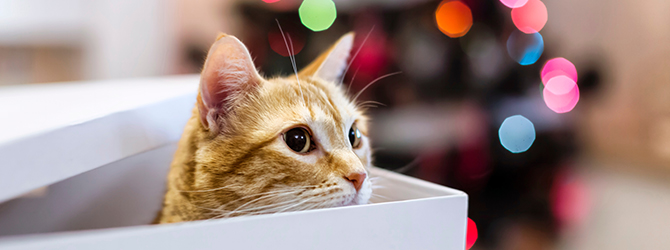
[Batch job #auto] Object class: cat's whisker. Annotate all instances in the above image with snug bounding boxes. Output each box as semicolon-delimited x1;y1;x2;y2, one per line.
274;197;318;213
371;193;390;200
221;190;303;215
358;105;379;111
300;202;324;212
269;194;338;215
340;26;375;85
197;189;298;216
297;201;328;213
226;195;303;215
233;197;318;217
358;104;379;109
369;175;386;182
371;192;388;198
198;184;322;211
176;185;234;193
244;187;334;214
358;104;380;109
218;195;338;219
371;147;386;152
220;184;324;216
353;71;402;102
389;156;422;174
346;67;360;95
275;19;304;103
357;100;386;107
188;187;311;216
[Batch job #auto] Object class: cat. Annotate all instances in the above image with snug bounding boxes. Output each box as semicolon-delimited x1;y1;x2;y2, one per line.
156;32;374;223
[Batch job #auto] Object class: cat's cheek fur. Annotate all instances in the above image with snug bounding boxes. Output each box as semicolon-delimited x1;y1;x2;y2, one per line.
353;136;372;168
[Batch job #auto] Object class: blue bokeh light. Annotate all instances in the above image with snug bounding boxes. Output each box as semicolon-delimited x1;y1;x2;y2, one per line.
498;115;536;153
506;31;544;65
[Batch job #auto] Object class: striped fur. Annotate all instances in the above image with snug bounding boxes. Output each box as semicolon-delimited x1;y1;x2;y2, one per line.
156;33;372;223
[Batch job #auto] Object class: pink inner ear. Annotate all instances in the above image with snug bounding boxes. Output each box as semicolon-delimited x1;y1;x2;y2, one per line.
197;36;260;131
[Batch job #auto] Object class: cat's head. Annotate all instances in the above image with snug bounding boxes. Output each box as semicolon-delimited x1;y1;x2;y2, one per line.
189;33;372;217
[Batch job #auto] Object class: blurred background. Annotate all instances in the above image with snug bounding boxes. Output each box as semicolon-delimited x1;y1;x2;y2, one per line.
1;0;669;249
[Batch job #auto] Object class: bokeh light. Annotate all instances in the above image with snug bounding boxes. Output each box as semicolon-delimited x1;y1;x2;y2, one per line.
466;217;478;250
543;75;579;113
499;0;528;9
511;0;548;34
551;169;591;228
498;115;536;153
506;30;544;65
265;0;302;11
299;0;337;32
435;0;473;38
541;57;578;85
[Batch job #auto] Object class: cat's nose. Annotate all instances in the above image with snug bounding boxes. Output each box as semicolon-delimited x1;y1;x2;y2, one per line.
344;172;367;192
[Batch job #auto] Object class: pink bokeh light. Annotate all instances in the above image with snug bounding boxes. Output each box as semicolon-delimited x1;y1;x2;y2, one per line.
262;0;281;3
551;169;591;228
541;57;577;85
499;0;528;8
543;75;579;113
511;0;548;34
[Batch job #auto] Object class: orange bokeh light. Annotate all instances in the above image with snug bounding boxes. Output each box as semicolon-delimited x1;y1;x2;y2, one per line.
435;0;473;38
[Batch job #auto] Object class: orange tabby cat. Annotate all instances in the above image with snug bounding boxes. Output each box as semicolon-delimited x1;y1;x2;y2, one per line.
156;32;373;223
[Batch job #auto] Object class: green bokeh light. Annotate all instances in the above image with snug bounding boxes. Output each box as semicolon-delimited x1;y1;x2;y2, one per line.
299;0;337;32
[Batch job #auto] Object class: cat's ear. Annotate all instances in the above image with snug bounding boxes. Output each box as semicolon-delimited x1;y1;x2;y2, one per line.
298;32;354;83
197;34;262;131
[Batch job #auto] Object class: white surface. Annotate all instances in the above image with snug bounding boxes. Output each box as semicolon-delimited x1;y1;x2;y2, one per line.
0;144;177;236
0;75;198;203
0;145;467;250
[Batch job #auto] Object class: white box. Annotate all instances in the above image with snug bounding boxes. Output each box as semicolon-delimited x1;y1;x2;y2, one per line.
0;76;468;249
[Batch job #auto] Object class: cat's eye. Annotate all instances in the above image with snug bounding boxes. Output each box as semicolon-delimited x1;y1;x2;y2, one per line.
349;124;362;149
284;127;313;153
